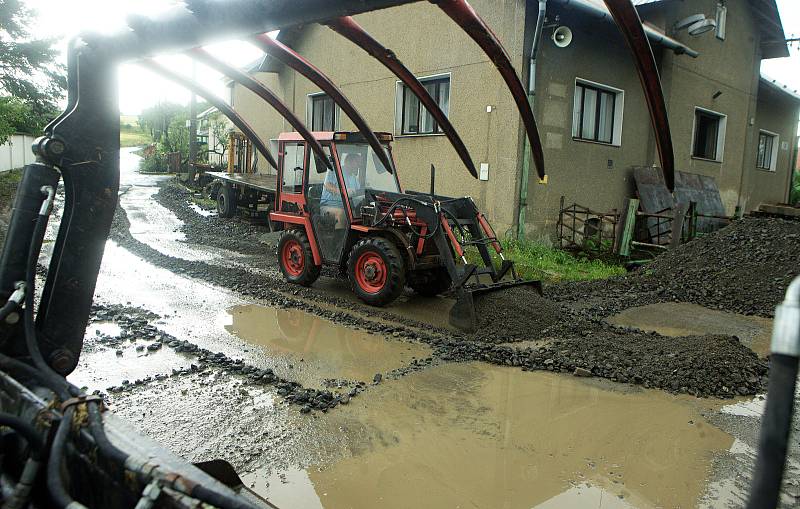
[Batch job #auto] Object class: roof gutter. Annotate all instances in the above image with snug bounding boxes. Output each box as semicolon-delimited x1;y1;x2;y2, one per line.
551;0;699;58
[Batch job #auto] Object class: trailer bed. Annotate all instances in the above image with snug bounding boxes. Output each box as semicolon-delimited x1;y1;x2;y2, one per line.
207;171;278;193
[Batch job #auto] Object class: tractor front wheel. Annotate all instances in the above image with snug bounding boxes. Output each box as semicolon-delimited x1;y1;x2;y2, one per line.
347;237;406;307
278;229;320;286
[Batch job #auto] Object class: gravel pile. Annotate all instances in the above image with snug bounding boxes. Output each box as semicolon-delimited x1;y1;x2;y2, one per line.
471;286;567;343
549;217;800;318
156;182;269;255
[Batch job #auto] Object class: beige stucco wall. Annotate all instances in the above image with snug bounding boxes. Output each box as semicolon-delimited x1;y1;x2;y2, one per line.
227;0;797;239
747;83;800;207
522;6;658;238
657;0;763;213
230;72;287;174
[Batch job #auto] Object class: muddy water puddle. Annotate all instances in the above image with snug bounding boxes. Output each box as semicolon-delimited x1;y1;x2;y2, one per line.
225;304;431;387
607;302;772;356
245;362;732;509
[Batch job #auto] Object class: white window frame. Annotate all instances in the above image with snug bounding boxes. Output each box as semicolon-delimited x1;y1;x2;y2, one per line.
306;92;340;131
691;106;727;163
394;72;451;137
571;78;625;147
756;129;779;172
227;83;235;107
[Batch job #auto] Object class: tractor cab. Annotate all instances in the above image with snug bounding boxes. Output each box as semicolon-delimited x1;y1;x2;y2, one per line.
274;131;399;265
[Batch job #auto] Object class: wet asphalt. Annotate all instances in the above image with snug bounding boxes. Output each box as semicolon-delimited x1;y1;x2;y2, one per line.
61;148;800;509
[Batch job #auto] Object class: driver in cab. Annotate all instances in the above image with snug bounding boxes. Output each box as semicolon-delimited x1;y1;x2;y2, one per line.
320;152;363;228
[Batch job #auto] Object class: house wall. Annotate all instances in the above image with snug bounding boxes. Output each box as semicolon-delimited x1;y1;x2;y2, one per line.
227;0;797;239
748;84;800;207
656;0;763;213
522;5;659;238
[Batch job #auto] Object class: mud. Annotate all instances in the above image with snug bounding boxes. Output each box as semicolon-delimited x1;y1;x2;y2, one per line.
225;304;432;388
244;363;733;509
39;148;796;507
608;302;773;357
125;187;770;398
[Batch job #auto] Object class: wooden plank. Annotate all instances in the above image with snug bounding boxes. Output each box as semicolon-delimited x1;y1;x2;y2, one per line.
615;198;638;257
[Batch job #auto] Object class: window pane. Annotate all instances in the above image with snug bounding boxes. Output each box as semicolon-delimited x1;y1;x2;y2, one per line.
573;85;583;138
598;91;614;144
757;134;767;168
438;81;450;117
420;81;437;134
403;85;419;134
323;97;334;131
694;112;719;160
581;88;597;140
282;143;305;193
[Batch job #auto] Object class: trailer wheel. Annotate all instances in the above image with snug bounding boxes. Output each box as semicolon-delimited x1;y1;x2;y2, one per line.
348;237;406;307
409;268;452;297
278;229;320;286
217;184;236;218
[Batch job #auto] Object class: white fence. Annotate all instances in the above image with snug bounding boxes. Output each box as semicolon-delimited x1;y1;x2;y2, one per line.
0;134;37;172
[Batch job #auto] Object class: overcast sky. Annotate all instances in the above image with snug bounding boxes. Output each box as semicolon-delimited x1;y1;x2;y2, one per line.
20;0;800;115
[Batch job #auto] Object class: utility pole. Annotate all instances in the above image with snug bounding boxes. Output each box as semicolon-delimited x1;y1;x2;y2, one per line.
188;60;198;184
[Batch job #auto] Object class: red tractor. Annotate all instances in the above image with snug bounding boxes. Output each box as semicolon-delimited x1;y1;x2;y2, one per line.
269;131;540;331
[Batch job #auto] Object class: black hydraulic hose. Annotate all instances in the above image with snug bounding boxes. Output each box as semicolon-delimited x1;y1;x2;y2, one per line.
746;353;799;509
0;413;44;458
22;188;77;401
46;407;85;509
746;277;800;509
86;403;129;466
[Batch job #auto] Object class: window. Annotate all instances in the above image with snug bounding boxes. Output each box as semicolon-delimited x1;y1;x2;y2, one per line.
572;80;623;145
396;75;450;135
281;142;305;193
309;94;337;131
757;131;779;171
692;108;727;161
228;83;235;107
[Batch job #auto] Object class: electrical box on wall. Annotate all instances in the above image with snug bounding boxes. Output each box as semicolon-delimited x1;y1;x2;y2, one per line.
479;163;489;181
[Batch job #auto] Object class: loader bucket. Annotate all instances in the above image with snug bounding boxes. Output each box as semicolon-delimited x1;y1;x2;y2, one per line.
449;279;543;333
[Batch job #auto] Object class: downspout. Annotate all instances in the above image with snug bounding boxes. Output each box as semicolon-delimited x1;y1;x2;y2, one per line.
517;0;547;239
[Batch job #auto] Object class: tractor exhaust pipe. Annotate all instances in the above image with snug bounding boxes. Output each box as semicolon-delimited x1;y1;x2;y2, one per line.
325;16;479;179
251;33;395;174
188;48;332;171
140;59;278;169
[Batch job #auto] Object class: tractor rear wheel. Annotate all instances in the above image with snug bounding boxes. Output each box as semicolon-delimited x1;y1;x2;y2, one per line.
347;237;406;307
278;229;320;286
409;268;452;297
217;184;236;218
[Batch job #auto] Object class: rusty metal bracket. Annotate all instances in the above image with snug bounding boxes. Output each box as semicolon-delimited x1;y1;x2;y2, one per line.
60;394;104;413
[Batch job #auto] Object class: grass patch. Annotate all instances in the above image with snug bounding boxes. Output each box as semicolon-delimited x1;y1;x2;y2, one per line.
120;127;152;148
466;237;626;283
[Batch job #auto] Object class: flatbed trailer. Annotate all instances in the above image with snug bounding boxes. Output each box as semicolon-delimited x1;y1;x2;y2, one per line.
206;170;278;219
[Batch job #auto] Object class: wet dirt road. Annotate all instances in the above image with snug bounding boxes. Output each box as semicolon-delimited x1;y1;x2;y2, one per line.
65;148;797;508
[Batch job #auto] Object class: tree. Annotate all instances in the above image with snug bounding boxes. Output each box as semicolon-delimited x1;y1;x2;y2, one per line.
0;0;66;142
140;102;185;145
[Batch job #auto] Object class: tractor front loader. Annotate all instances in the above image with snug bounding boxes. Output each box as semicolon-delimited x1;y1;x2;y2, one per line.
359;187;542;332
